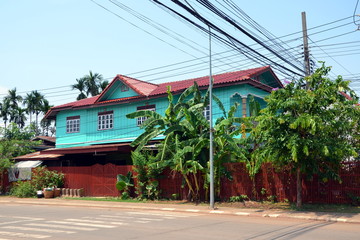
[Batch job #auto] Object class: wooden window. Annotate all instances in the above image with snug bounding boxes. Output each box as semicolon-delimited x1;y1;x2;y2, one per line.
136;105;155;126
66;116;80;133
98;111;113;130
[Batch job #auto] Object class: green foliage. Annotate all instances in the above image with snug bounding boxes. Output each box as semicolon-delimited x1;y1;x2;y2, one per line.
229;195;248;202
254;63;360;206
116;171;134;199
9;181;36;198
31;166;65;190
127;82;248;201
131;151;164;200
0;124;39;175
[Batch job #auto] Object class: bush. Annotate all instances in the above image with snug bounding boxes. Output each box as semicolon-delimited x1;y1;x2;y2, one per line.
229;195;248;202
32;167;65;190
10;181;36;198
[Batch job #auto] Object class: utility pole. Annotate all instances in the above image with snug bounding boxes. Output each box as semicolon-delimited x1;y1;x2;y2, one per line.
302;11;311;77
297;11;311;208
208;26;215;210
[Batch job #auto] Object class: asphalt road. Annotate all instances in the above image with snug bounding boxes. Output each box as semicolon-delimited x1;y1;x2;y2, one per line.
0;203;358;240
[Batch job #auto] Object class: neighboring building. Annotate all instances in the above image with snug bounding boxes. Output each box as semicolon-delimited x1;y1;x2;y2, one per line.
32;136;56;151
21;66;283;167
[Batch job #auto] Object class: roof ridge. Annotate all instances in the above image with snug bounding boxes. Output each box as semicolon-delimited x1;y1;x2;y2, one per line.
156;66;269;87
118;74;159;87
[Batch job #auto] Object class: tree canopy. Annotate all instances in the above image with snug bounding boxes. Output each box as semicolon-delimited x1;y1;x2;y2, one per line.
253;64;360;207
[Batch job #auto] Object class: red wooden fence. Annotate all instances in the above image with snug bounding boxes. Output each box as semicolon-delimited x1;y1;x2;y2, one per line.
48;164;132;197
41;162;360;204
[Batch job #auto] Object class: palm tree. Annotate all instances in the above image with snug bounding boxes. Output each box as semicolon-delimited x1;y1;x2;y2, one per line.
23;92;36;124
4;88;22;110
32;90;45;128
83;71;103;96
4;88;23;126
0;100;10;129
73;71;107;100
40;99;53;136
10;107;27;129
99;80;109;91
72;78;87;100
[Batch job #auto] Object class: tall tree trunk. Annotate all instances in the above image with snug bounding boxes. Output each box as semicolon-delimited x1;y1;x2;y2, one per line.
296;167;302;208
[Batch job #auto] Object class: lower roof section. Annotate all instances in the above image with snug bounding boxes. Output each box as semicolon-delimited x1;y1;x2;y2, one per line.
42;142;134;155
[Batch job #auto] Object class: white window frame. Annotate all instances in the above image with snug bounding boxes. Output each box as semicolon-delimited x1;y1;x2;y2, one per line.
136;105;155;126
98;111;113;130
66;116;80;133
203;105;210;121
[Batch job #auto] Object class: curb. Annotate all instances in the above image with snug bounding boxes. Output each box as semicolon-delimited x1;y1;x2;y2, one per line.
1;199;359;224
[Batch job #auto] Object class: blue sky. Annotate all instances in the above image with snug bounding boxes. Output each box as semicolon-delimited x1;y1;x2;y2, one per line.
0;0;359;109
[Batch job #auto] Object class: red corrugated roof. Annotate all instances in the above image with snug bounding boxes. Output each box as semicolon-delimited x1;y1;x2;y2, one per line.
151;66;269;96
46;66;277;118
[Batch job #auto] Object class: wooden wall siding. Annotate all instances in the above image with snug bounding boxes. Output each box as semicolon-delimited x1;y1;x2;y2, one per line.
45;162;360;204
55;85;269;148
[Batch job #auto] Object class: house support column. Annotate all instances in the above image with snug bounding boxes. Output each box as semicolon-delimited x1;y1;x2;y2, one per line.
242;97;247;117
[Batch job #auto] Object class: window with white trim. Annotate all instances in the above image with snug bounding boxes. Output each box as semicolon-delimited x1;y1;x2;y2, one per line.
66;116;80;133
203;105;210;121
137;105;155;126
98;111;113;130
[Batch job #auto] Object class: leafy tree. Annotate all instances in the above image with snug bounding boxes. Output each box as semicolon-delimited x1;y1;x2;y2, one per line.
0;124;38;184
254;64;359;207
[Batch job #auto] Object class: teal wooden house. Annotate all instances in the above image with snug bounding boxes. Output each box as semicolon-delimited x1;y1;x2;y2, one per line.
33;66;282;166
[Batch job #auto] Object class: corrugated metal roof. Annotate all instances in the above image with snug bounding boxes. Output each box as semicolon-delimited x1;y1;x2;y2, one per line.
46;66;278;118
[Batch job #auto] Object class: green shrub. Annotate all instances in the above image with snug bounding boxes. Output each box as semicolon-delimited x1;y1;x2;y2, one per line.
229;195;248;202
10;181;36;198
32;166;65;190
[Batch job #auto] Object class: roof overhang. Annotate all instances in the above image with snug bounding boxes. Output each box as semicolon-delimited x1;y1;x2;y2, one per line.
43;143;134;155
14;152;63;161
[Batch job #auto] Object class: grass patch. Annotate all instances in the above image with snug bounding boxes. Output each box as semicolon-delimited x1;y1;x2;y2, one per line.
291;203;360;213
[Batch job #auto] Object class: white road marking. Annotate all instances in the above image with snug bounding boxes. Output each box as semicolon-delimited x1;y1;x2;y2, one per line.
48;220;116;228
12;217;44;221
84;216;126;222
1;226;75;234
138;217;163;221
210;210;224;214
185;209;200;212
125;212;188;218
0;231;50;239
66;219;108;224
101;215;134;219
66;218;128;226
235;212;250;216
26;223;97;231
161;208;175;211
